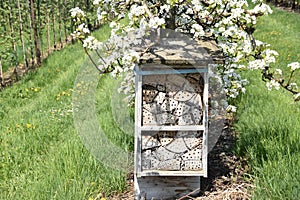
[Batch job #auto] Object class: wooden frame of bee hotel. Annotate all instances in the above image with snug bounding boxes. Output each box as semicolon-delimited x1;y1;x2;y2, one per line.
134;32;219;200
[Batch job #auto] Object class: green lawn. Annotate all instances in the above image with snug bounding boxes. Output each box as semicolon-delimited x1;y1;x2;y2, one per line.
0;25;129;200
234;6;300;200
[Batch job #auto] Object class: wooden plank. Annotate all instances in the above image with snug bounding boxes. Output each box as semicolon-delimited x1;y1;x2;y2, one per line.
140;170;204;176
140;125;205;131
135;66;143;178
139;68;208;75
135;176;201;199
202;72;209;177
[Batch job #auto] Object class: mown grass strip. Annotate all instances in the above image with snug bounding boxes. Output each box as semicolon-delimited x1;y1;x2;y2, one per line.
235;6;300;200
0;24;129;200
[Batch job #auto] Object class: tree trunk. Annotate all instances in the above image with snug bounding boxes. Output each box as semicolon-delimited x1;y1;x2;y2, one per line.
26;0;35;67
166;6;176;30
0;57;3;86
37;0;44;59
8;2;19;79
58;2;64;48
45;1;51;55
30;0;41;65
17;0;28;69
63;0;68;43
51;0;57;49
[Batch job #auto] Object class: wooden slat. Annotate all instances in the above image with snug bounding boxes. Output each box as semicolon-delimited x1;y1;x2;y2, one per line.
139;170;204;177
202;72;209;177
140;125;205;131
135;66;143;178
135;176;201;199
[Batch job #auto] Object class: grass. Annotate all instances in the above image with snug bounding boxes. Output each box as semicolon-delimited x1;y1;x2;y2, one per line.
0;24;131;200
234;6;300;200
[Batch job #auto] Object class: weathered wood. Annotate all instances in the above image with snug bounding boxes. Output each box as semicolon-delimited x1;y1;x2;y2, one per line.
134;33;214;198
202;73;209;177
140;125;205;131
135;70;143;178
140;131;203;172
135;176;200;200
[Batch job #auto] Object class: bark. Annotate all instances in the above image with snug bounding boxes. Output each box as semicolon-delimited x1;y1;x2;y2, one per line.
58;2;63;48
0;57;3;86
27;0;35;67
17;0;28;69
8;2;19;78
51;0;57;49
63;0;68;43
166;6;176;30
37;0;44;58
45;1;51;54
30;0;41;65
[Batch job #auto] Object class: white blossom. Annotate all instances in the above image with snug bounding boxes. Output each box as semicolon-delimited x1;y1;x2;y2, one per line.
160;5;171;14
149;17;165;28
191;24;205;38
275;69;282;76
288;62;300;71
266;79;280;91
248;59;266;70
93;0;100;5
129;5;146;20
287;83;298;90
250;4;273;15
226;105;237;113
294;93;300;101
70;7;85;18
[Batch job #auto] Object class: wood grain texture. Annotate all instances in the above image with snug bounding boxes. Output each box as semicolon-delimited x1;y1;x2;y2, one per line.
134;176;200;200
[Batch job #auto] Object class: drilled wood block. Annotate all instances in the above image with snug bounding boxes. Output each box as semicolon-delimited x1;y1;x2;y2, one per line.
191;106;202;125
142;153;160;169
177;113;194;125
168;98;179;112
142;109;156;125
173;102;191;117
154;91;166;105
158;131;176;146
143;102;160;114
181;160;203;170
155;113;176;125
181;148;202;161
173;91;194;102
141;131;203;171
159;99;171;112
143;90;158;103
